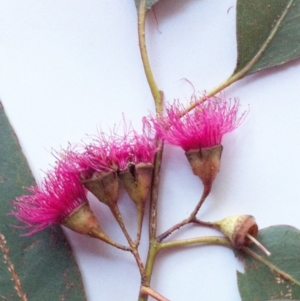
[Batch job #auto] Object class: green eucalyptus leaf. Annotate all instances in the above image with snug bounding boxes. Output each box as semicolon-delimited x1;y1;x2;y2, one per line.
134;0;160;10
238;225;300;301
0;102;87;301
233;0;300;77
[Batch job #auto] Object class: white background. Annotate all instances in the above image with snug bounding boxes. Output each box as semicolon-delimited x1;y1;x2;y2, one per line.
1;0;300;300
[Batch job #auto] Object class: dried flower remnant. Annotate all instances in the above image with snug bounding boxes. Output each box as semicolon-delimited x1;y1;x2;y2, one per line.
11;164;102;238
152;94;247;188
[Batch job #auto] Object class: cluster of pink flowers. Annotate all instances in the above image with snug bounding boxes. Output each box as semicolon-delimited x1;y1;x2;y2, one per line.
152;94;247;151
12;119;157;235
12;94;246;235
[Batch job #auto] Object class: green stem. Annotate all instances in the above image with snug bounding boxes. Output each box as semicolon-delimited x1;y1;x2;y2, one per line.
137;2;165;300
137;0;164;242
185;72;243;113
158;236;232;251
145;239;159;279
138;0;163;111
138;238;160;301
243;247;300;286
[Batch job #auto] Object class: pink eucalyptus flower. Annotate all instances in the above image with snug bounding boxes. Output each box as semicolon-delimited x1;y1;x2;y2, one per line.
61;144;113;180
152;94;247;151
113;119;157;169
69;118;157;174
11;164;88;235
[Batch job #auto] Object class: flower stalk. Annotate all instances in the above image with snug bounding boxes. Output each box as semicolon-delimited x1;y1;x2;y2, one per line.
157;186;211;242
109;203;134;246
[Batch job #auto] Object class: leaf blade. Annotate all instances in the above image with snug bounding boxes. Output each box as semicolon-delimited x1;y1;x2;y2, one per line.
238;225;300;301
233;0;300;77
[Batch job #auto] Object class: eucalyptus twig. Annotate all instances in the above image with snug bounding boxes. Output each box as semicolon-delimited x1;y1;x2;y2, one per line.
157;186;211;242
137;0;164;242
137;2;166;299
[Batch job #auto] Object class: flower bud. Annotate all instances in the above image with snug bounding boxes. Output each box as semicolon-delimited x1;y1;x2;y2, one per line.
185;145;223;187
216;215;258;249
81;170;119;207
